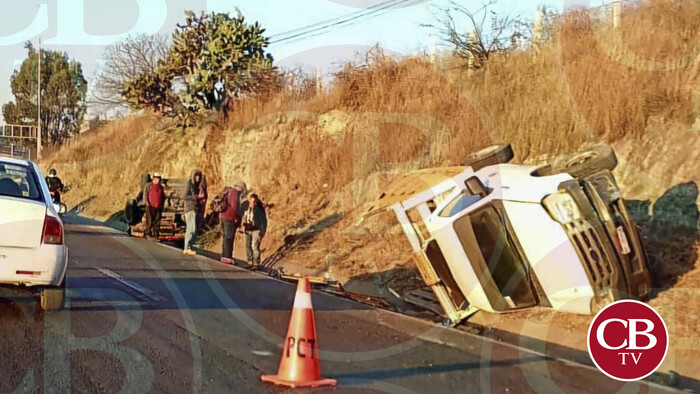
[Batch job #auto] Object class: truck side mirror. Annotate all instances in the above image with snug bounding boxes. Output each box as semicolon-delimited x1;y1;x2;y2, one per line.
465;177;488;197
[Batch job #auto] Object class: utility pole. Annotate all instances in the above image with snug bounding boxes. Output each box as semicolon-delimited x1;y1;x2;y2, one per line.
36;37;42;160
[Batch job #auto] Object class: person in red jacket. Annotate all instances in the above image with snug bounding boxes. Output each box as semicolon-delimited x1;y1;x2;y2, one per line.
219;180;247;264
145;173;165;239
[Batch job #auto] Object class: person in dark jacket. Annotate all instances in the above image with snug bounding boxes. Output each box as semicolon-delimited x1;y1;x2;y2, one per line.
219;180;246;264
45;169;64;204
183;170;206;255
195;172;208;233
241;193;267;267
144;173;165;239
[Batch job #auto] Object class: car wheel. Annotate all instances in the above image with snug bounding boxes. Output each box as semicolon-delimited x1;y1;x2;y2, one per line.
40;279;66;311
460;143;514;171
540;143;618;178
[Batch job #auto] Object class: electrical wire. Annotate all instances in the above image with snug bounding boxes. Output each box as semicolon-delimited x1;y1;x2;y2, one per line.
270;0;421;44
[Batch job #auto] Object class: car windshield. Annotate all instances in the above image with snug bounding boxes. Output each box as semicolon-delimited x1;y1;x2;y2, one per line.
0;162;42;201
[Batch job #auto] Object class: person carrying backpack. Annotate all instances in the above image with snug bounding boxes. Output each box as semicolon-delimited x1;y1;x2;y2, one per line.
241;193;267;267
217;180;246;264
45;169;64;204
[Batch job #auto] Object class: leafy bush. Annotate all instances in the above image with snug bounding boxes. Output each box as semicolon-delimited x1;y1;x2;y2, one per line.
123;11;274;122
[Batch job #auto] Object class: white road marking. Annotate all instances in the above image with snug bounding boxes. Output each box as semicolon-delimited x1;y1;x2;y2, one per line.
96;267;165;302
71;233;678;392
251;350;273;356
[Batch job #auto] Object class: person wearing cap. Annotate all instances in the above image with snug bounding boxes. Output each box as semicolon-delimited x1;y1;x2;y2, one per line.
219;180;247;264
144;173;165;239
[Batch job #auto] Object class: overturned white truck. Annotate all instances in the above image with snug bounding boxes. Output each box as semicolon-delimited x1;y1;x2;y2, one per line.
364;144;652;325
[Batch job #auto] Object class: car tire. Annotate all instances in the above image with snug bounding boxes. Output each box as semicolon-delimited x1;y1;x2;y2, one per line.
40;279;66;311
460;143;514;171
540;143;618;178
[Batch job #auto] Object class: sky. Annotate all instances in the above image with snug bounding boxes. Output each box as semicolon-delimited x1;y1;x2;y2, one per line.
0;0;587;122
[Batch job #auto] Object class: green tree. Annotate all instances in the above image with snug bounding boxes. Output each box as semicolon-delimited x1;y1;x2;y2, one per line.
124;11;274;119
2;43;87;145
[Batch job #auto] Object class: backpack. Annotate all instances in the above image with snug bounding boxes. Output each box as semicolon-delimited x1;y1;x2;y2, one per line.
47;177;62;192
210;188;229;213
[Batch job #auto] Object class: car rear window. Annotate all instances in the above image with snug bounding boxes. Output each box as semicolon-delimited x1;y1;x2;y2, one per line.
0;162;42;201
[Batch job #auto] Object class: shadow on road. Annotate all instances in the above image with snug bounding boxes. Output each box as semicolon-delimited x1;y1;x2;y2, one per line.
61;276;373;313
335;356;545;380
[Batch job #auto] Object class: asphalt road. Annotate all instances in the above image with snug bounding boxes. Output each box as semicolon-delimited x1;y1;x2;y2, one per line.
0;223;669;393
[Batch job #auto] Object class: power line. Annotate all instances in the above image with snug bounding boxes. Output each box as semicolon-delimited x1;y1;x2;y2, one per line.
270;0;405;39
271;0;414;44
270;0;420;45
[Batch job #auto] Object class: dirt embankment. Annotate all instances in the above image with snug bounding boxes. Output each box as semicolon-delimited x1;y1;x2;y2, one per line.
38;0;700;383
44;0;699;309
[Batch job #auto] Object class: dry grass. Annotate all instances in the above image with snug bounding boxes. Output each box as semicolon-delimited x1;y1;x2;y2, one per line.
42;114;159;164
190;0;696;170
44;0;700;288
48;0;699;170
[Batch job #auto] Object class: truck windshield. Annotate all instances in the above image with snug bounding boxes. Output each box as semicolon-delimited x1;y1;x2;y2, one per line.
439;192;483;217
453;204;536;310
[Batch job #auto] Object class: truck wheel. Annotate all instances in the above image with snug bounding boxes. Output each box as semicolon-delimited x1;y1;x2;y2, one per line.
461;144;514;171
124;199;140;225
541;143;618;178
40;280;66;311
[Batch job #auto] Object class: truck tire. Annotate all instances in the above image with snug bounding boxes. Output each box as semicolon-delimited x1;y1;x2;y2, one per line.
124;199;140;225
40;280;66;311
541;143;618;178
460;144;514;171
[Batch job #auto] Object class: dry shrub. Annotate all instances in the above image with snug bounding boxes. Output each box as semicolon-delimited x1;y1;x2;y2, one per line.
43;115;159;164
43;0;699;287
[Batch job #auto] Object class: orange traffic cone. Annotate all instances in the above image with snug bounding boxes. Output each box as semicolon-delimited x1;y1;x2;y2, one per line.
261;277;337;388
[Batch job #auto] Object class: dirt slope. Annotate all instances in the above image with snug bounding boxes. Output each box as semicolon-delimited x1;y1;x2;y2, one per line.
41;1;700;374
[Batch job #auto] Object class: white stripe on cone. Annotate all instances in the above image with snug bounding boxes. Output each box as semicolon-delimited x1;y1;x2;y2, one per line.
293;291;313;309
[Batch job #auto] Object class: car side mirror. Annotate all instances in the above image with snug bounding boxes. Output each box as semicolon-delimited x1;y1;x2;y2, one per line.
465;176;488;197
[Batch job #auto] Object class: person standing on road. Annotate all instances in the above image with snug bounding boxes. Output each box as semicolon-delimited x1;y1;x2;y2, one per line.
219;180;246;264
183;170;205;255
241;193;267;267
145;173;165;239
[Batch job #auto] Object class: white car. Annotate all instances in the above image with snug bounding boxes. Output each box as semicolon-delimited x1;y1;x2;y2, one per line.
0;157;68;310
365;144;652;325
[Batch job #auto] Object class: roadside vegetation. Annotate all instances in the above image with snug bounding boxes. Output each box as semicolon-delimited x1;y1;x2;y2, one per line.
3;43;87;145
44;0;698;296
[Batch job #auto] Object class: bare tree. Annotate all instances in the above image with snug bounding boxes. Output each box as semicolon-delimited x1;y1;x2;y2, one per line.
90;34;169;112
431;1;530;68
